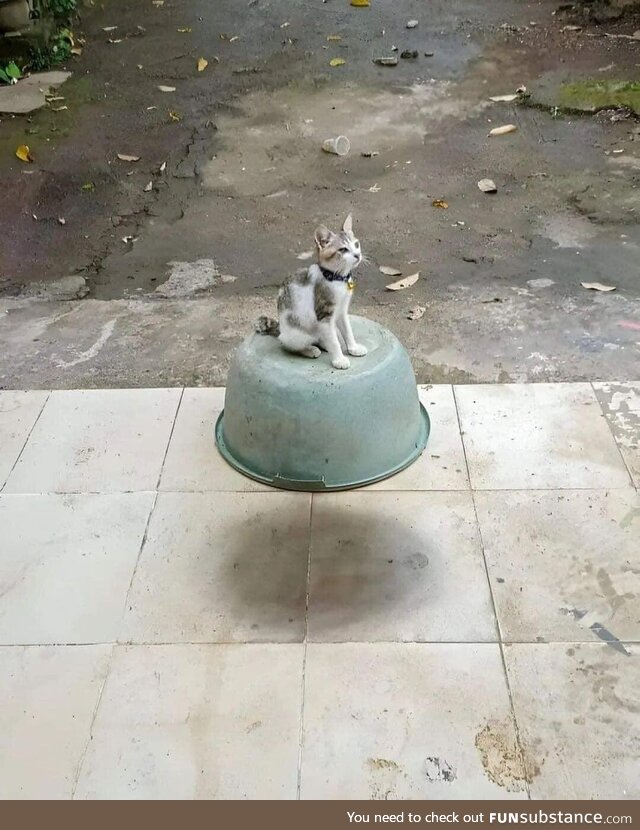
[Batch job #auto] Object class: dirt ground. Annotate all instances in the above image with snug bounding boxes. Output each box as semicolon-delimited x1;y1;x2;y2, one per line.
0;0;639;388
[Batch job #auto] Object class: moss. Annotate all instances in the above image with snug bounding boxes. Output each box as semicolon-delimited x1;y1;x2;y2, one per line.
557;80;640;115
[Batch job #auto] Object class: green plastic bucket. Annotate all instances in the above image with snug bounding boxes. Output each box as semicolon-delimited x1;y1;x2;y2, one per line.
215;316;430;491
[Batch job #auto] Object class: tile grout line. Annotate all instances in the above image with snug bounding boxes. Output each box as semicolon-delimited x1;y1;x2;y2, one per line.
0;390;51;493
296;493;313;801
70;642;116;799
590;381;637;489
155;387;185;491
452;385;532;800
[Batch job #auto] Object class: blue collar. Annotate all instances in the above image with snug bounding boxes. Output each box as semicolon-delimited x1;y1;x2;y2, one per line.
320;265;353;283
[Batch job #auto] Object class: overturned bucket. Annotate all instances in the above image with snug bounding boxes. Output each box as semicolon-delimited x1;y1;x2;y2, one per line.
215;316;429;491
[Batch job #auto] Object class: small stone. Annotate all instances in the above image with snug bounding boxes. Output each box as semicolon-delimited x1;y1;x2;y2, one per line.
400;49;418;60
406;19;419;28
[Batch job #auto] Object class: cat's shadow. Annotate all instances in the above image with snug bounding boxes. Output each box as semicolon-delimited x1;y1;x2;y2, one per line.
215;501;436;641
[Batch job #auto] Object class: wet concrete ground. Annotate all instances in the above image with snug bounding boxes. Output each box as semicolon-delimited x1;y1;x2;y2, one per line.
0;0;639;387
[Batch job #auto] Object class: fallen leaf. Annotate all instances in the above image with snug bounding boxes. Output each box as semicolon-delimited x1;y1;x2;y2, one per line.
15;144;33;163
489;93;518;102
229;35;239;42
197;57;208;72
327;35;342;42
158;85;176;92
51;105;68;112
70;46;83;56
81;182;95;191
489;124;518;137
117;153;141;162
368;183;381;192
144;181;153;192
407;305;425;320
351;0;370;6
379;266;402;276
406;19;419;28
330;58;346;67
159;161;167;173
581;282;616;292
478;178;497;193
102;25;117;31
168;110;182;122
177;27;191;33
386;273;420;291
432;199;448;209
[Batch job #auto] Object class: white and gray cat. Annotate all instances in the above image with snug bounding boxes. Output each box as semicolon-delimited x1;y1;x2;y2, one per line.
256;214;367;369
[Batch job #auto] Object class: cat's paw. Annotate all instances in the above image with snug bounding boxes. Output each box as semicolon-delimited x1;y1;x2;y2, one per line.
332;355;351;370
302;346;322;359
348;343;368;357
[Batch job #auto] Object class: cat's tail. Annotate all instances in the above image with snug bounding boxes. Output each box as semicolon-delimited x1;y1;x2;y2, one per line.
255;316;280;337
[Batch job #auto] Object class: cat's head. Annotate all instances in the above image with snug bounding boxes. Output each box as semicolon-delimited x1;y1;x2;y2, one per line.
314;214;362;276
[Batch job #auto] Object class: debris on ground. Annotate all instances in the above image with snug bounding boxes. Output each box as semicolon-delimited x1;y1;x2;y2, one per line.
401;50;419;59
322;135;350;155
386;273;420;291
197;57;209;72
15;144;33;162
489;93;519;102
158;85;176;92
329;58;346;67
116;154;141;162
379;266;402;276
351;0;370;6
432;199;448;209
361;150;379;157
373;56;398;66
489;124;518;136
407;305;426;320
406;20;419;29
581;281;616;292
478;178;498;193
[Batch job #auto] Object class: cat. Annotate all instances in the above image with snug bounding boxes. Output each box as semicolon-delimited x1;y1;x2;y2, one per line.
256;214;367;370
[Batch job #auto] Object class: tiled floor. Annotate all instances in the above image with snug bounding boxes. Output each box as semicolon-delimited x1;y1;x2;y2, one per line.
0;383;638;800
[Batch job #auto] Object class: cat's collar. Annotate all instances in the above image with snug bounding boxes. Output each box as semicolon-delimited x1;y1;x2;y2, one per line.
319;265;353;284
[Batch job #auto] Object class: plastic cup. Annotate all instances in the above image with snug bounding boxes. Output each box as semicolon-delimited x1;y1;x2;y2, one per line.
322;136;350;156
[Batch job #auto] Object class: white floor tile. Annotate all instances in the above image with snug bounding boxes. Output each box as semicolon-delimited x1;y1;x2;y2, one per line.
301;643;527;799
122;492;311;643
307;491;495;642
75;644;302;799
0;494;155;644
4;389;181;493
475;489;640;643
0;645;111;798
366;385;469;491
455;383;631;489
0;391;48;489
593;382;640;487
505;643;639;799
160;387;271;492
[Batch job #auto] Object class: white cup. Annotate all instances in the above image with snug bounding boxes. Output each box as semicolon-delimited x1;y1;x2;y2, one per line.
322;135;350;156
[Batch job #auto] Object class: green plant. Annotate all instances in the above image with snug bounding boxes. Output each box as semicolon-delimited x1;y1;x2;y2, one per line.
47;0;77;20
0;62;22;84
28;29;72;71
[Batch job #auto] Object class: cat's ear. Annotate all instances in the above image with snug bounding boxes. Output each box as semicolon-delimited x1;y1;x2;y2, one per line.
314;225;332;249
342;213;353;234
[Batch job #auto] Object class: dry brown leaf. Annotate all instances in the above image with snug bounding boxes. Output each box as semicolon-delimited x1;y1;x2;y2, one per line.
327;35;342;42
581;282;616;292
489;124;518;137
70;46;83;56
432;199;448;209
330;58;346;67
407;305;426;320
158;85;176;92
386;273;420;291
168;110;182;122
117;153;141;162
489;94;518;103
478;178;497;193
197;57;208;72
177;27;191;33
15;144;33;163
379;265;402;276
351;0;370;6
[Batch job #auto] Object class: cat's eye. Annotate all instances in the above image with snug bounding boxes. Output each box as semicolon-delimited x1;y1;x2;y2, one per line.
338;247;348;253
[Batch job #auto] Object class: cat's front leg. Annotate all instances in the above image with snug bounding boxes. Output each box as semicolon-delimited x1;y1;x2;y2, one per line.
318;321;350;370
338;312;368;357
